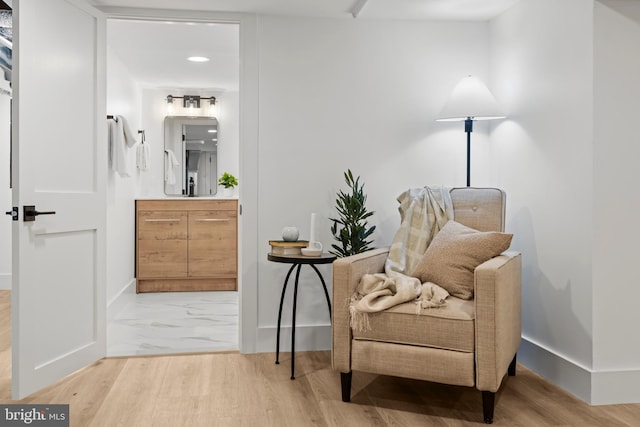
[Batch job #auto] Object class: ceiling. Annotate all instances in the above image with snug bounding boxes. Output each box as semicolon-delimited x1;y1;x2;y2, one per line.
102;0;520;91
599;0;640;25
94;0;521;20
107;19;239;90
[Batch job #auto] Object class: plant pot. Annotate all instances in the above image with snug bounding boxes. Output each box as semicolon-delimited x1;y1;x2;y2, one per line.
221;187;235;197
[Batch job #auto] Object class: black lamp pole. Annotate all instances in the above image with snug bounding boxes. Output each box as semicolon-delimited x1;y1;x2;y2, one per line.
464;117;473;187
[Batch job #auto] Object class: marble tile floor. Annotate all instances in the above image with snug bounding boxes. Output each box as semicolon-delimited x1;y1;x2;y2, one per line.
107;291;239;357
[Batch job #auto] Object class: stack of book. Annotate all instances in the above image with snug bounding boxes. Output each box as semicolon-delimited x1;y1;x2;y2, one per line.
269;240;308;255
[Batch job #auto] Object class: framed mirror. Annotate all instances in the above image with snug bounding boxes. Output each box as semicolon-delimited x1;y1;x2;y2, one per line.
164;116;218;196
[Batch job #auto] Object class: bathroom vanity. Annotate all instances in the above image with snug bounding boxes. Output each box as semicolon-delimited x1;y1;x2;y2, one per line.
135;199;238;292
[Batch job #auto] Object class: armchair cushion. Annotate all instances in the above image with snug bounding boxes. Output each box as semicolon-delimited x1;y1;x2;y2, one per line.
413;220;512;299
352;296;475;352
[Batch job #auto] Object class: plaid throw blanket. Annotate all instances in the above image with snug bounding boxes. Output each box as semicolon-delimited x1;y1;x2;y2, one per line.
350;187;454;331
386;186;454;276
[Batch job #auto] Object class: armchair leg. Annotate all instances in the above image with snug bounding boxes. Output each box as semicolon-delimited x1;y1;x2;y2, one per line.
508;353;517;376
482;391;495;424
340;371;352;402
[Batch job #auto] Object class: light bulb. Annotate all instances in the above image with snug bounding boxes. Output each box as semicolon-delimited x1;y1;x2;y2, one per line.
166;95;174;115
187;98;196;116
208;97;217;117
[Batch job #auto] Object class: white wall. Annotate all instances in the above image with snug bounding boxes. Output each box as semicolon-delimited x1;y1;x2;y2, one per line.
490;0;640;405
255;16;491;351
218;90;240;184
490;0;594;403
593;1;640;404
106;46;142;305
0;79;11;290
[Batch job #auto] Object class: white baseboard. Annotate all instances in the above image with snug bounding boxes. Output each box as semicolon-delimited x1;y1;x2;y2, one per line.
591;368;640;405
0;273;10;290
520;336;640;405
107;279;136;323
519;336;592;402
256;324;331;354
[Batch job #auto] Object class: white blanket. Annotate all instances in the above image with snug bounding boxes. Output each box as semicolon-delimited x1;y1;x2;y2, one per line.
350;186;454;331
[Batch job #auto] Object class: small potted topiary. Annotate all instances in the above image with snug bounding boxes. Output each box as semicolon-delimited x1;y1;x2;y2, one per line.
218;172;238;197
329;169;376;257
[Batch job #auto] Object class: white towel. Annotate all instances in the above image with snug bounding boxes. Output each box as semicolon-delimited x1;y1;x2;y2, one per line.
165;149;179;185
137;142;150;171
197;152;216;196
108;115;137;177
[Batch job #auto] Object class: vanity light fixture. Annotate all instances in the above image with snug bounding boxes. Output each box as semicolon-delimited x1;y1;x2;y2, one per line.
165;95;217;117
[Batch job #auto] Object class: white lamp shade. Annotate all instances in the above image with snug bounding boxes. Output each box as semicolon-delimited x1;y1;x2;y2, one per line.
436;75;505;122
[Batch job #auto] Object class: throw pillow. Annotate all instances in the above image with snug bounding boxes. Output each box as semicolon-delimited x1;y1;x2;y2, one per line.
412;220;512;300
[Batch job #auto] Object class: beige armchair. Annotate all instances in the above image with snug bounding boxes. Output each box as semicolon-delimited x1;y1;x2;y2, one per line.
332;187;521;424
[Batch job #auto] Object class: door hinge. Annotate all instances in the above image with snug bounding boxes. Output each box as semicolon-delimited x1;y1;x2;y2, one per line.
239;204;242;215
5;207;18;221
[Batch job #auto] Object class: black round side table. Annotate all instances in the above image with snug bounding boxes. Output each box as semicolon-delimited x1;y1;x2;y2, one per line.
267;252;336;379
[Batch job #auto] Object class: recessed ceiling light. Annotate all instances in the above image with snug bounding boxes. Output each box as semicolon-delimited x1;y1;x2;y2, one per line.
208;129;217;133
187;56;210;63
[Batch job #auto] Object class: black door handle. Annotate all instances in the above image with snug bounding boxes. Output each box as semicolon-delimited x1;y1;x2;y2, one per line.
23;205;56;222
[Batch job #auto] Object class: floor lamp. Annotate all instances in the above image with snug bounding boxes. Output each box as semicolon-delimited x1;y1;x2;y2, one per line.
436;75;505;187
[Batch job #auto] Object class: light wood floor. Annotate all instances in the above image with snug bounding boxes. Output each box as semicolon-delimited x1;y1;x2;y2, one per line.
1;290;639;426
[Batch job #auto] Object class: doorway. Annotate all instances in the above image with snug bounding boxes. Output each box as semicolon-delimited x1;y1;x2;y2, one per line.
4;2;258;399
105;18;240;357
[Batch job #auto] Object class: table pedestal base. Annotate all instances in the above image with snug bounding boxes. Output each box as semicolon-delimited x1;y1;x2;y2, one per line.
275;263;332;379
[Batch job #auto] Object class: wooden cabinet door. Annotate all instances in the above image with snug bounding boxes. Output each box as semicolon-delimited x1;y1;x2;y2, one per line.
188;210;237;277
138;210;188;240
137;211;188;278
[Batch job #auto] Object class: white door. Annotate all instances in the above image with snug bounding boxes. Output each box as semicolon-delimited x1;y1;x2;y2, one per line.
11;0;106;399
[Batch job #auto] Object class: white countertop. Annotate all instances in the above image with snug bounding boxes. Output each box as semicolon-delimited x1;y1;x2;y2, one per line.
136;195;239;201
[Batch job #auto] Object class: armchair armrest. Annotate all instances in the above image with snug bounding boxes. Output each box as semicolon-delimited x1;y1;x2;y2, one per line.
474;251;522;392
332;248;389;372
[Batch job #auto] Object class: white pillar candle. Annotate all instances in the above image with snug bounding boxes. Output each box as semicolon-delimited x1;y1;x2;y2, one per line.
309;213;316;243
